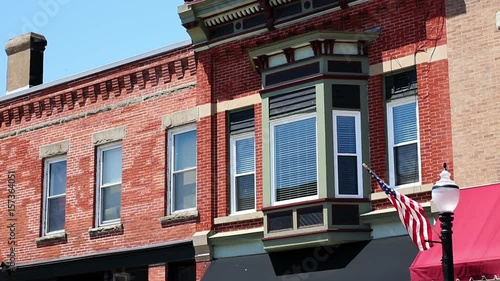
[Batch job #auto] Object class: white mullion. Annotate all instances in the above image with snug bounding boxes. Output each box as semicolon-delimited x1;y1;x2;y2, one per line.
394;139;418;147
47;193;66;200
235;171;255;178
173;166;196;174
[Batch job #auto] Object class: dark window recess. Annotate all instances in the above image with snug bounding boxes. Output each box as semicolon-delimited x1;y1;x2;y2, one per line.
209;23;234;39
385;69;417;100
243;13;266;29
313;0;340;8
328;60;363;73
169;261;196;281
331;204;359;225
265;62;320;86
268;212;293;231
275;1;302;20
332;84;361;109
298;207;323;227
229;108;254;134
269;87;316;119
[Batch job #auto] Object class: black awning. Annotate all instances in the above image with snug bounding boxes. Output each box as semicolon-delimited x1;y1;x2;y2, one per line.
2;241;194;281
202;236;418;281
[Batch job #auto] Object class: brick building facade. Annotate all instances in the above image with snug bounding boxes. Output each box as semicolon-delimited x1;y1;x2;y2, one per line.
2;0;491;280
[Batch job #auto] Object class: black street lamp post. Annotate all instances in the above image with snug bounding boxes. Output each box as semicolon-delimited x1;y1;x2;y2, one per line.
432;164;460;281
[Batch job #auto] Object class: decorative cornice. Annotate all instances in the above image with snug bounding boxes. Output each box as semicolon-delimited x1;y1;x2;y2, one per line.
0;55;197;128
268;0;293;7
248;30;379;72
204;3;262;27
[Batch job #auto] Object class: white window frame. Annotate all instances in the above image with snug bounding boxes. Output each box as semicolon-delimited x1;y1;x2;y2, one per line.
168;125;197;214
270;112;319;205
387;97;422;188
230;132;256;215
42;156;67;236
333;110;363;198
96;142;122;226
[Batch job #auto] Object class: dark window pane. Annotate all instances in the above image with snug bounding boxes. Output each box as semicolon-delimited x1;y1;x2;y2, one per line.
268;212;293;231
313;0;339;8
265;62;319;86
328;60;362;73
236;174;255;212
209;23;234;39
243;14;266;29
385;69;417;100
229;108;254;134
331;204;359;225
332;84;360;109
47;197;65;232
275;1;302;20
169;262;196;281
394;143;419;185
338;156;358;195
299;207;323;227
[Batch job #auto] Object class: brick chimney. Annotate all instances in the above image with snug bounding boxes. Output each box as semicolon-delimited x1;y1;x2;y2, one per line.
4;32;47;94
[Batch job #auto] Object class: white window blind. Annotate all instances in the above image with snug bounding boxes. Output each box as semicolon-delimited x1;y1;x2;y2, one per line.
272;114;318;203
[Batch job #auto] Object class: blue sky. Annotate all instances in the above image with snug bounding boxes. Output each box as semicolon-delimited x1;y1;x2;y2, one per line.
0;0;189;96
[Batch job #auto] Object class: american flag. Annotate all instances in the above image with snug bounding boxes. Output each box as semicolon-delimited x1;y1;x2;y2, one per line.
363;164;434;251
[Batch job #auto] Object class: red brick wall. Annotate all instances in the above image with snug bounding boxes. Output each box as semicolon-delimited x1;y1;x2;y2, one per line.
198;0;451;213
0;0;454;272
0;47;200;264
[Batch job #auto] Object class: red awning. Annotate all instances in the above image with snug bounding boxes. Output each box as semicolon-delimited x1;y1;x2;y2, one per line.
410;183;500;281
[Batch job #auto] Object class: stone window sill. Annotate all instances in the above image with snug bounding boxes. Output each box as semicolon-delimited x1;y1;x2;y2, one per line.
214;211;263;225
159;210;199;227
36;232;67;247
88;223;123;238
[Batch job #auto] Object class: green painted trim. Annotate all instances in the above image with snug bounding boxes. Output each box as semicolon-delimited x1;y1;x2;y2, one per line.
262;97;271;207
359;80;370;199
316;82;333;198
263;231;372;252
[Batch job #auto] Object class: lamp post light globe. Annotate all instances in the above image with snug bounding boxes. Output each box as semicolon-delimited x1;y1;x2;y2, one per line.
432;167;460;213
431;163;460;281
